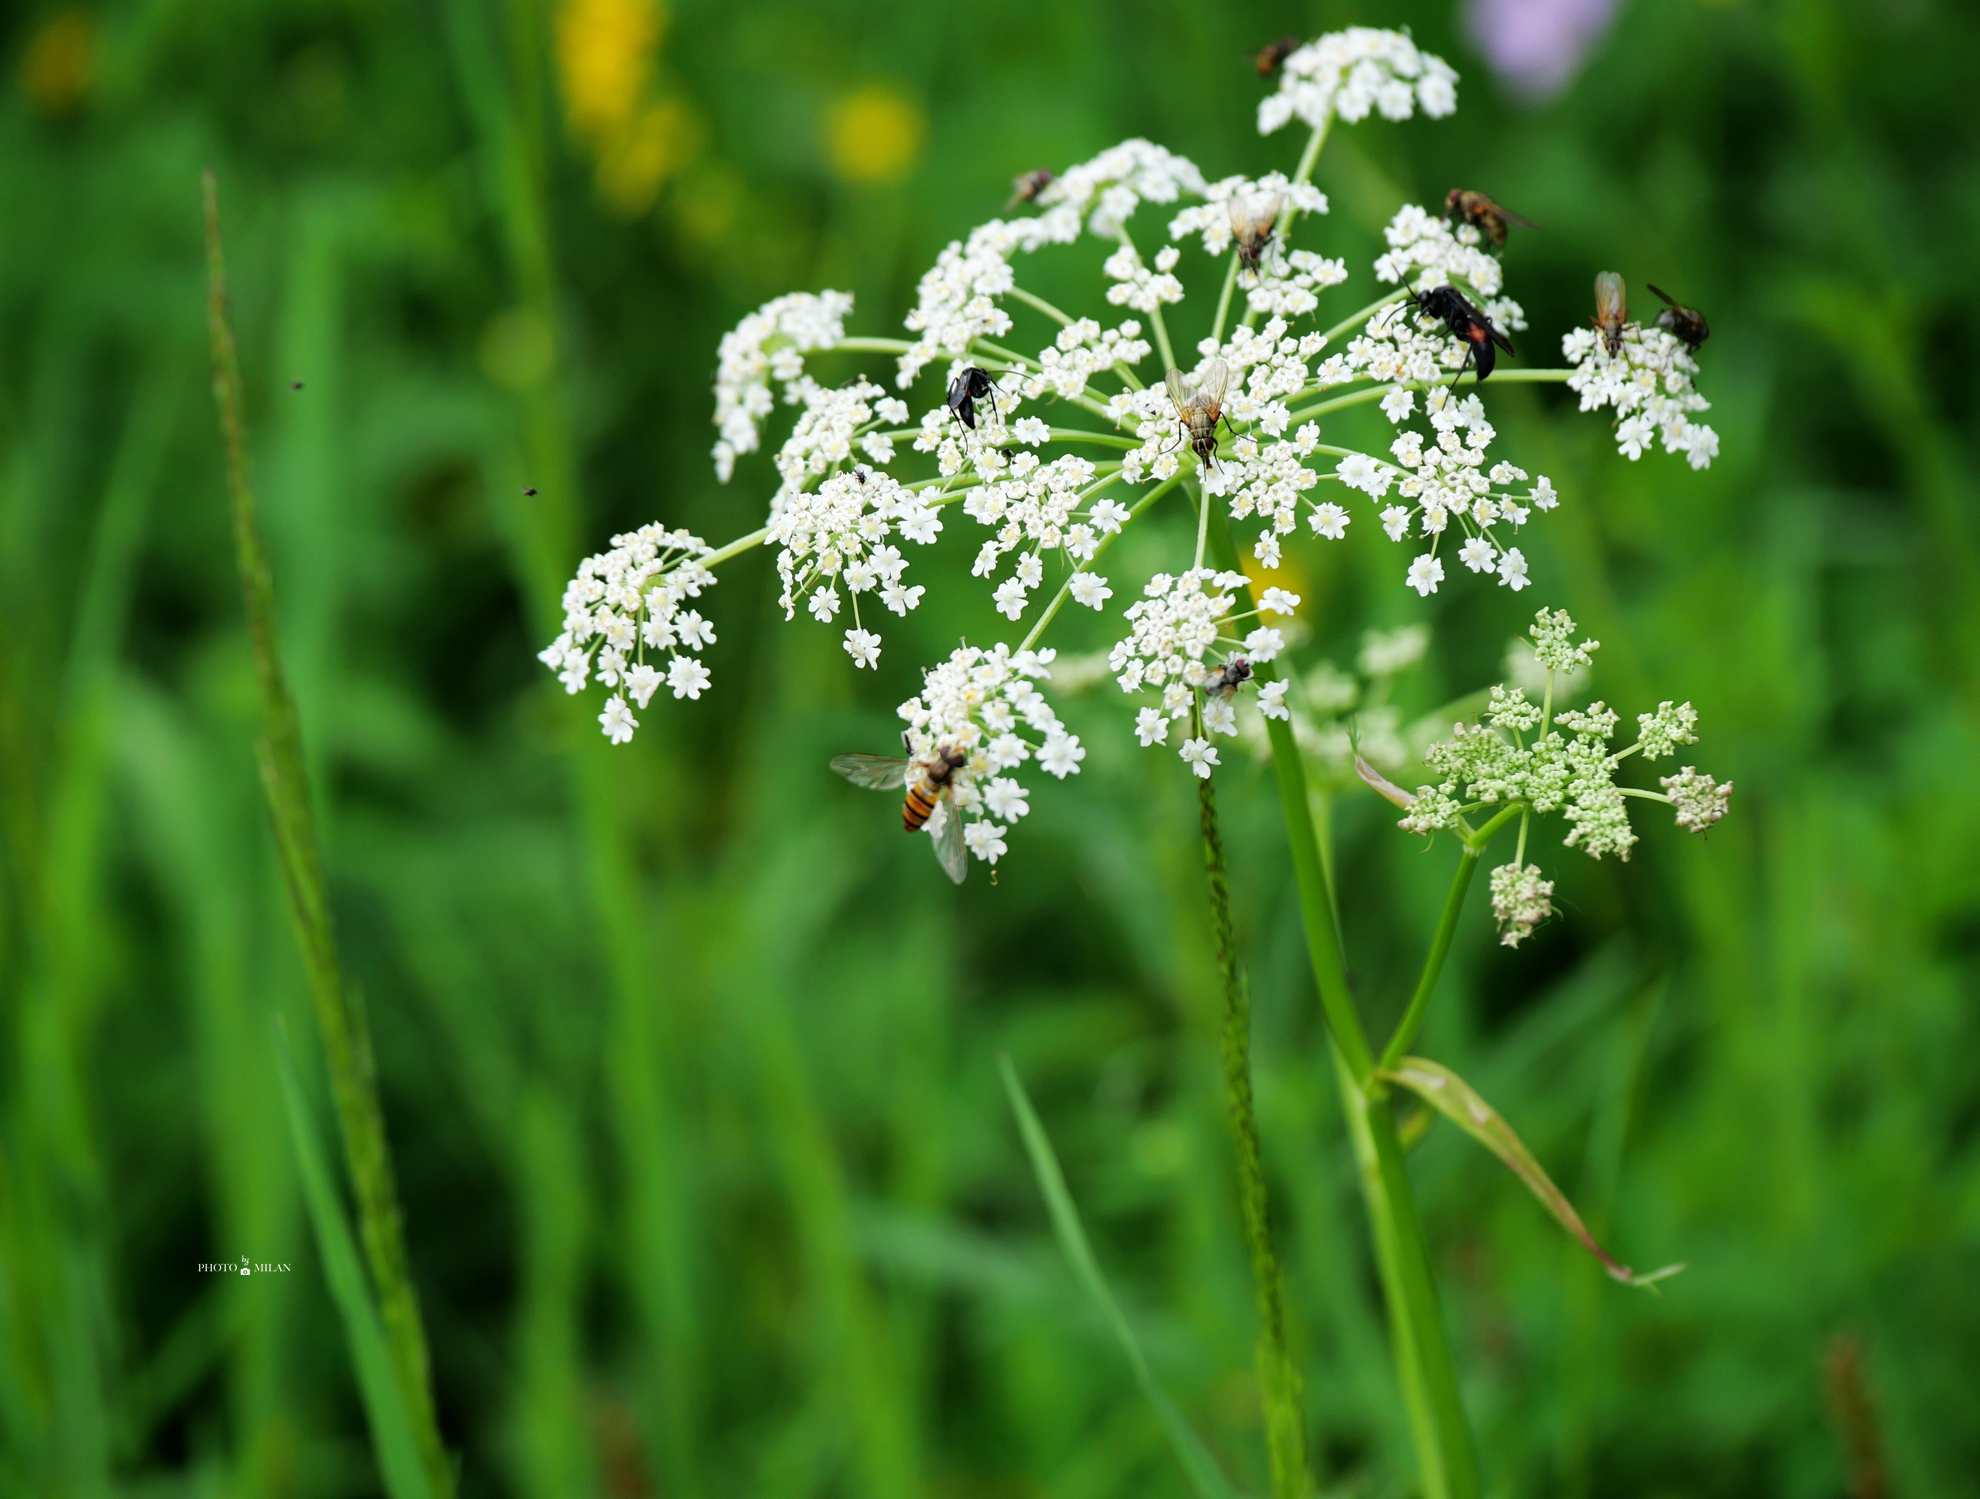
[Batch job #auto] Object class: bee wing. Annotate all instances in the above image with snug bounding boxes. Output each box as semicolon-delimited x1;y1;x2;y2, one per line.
932;794;969;885
1165;366;1196;418
830;753;911;790
1197;357;1229;407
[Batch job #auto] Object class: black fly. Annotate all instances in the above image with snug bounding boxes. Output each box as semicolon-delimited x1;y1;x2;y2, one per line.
1647;284;1710;351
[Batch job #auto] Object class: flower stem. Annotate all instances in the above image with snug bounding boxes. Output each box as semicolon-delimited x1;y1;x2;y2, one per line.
1196;761;1310;1499
1008;286;1074;326
834;336;915;354
1378;849;1480;1072
204;170;455;1499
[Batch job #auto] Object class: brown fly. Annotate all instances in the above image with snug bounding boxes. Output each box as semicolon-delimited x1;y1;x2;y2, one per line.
1444;189;1537;249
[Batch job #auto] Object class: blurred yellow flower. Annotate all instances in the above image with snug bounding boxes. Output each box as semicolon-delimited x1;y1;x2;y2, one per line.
1242;546;1310;613
555;0;698;216
825;85;925;185
597;99;699;217
20;7;94;118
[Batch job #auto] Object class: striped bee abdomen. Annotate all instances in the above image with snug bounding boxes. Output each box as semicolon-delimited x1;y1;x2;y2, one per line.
903;778;939;832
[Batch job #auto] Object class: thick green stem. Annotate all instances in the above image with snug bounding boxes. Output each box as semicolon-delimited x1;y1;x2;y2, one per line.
1197;768;1309;1499
1203;500;1479;1499
205;171;455;1499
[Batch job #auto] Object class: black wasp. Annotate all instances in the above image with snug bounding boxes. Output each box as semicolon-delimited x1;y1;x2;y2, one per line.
1389;285;1515;382
945;365;1005;434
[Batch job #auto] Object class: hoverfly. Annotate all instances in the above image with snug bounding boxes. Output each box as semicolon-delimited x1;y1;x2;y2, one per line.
1389;286;1515;382
1229;194;1285;271
1251;34;1300;77
1165;358;1232;468
1443;189;1536;249
945;365;1004;434
1006;168;1054;210
1647;283;1709;350
1593;272;1628;356
831;740;972;885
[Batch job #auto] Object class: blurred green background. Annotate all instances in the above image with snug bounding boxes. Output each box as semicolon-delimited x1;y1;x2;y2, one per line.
4;0;1978;1494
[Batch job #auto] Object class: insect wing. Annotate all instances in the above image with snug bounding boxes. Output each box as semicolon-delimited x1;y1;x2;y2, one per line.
1595;272;1627;325
1164;366;1197;420
830;753;911;790
931;793;969;885
1196;356;1229;410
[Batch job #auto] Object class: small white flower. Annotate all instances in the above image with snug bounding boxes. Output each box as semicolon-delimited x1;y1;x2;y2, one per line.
1135;706;1170;746
1070;572;1114;609
599;695;638;744
1258;587;1301;616
1179;737;1220;779
844;628;883;669
668;656;712;699
984;777;1031;820
881;580;925;614
1038;732;1086;777
1532;476;1558;510
1013;416;1051;446
809;587;842;622
993;577;1030;620
1380;386;1415;423
1243;626;1286;662
1309;502;1350;539
1381;505;1411;541
1090;498;1131;533
1496;548;1530;591
626;663;663;708
1458;536;1497;573
963;819;1009;863
1203;699;1238;735
1257;679;1291;720
1406;553;1445;597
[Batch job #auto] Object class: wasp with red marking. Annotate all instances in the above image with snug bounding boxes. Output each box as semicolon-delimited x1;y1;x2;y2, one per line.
1648;284;1709;351
945;365;1005;435
831;739;972;884
1164;358;1232;468
1592;272;1629;356
1391;286;1515;382
1228;194;1284;271
1444;189;1536;249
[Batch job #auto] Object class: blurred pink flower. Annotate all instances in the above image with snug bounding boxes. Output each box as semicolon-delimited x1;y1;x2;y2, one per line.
1465;0;1621;101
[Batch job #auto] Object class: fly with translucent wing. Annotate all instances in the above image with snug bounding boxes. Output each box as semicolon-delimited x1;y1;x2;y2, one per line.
1228;194;1284;271
830;743;971;884
1165;357;1231;469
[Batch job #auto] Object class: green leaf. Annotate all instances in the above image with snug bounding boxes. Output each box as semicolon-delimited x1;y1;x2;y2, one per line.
274;1022;438;1499
1381;1057;1684;1293
998;1055;1241;1499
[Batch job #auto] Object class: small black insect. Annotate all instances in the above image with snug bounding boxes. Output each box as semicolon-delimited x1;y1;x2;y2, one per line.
522;486;538;496
1647;284;1709;351
291;380;305;390
945;365;1003;433
1251;34;1300;77
1389;285;1515;382
1006;168;1054;210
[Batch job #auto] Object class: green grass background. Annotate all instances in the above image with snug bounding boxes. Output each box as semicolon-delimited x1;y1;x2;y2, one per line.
3;0;1977;1494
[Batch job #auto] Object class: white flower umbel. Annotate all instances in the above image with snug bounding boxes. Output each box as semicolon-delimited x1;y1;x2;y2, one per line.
1372;204;1508;301
772;377;911;502
897;643;1083;865
713;291;854;481
769;466;941;666
1109;567;1281;773
539;525;719;742
1563;323;1719;469
1258;27;1459;135
1027;138;1209;239
1396;610;1731;891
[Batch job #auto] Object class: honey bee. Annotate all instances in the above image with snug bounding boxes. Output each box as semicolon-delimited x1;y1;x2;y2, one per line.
1592;272;1628;356
1228;194;1284;271
1165;358;1231;468
1251;34;1300;77
1006;168;1054;210
831;741;971;884
1443;189;1537;249
1391;286;1515;382
1647;283;1710;351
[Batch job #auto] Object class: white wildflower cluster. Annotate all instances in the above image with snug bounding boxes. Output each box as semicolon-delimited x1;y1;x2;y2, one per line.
767;467;944;668
772;376;912;502
1205;425;1324;567
1108;569;1294;773
1258;27;1458;135
1489;863;1555;947
537;525;718;743
1167;175;1344;318
899;220;1042;387
898;644;1085;865
1372;204;1508;300
1167;172;1328;257
960;453;1129;622
1244;249;1353;319
712;291;853;482
1028;138;1208;238
1026;317;1153;403
1102;242;1185;313
1334;391;1555;595
1563;324;1719;470
1394;612;1731;892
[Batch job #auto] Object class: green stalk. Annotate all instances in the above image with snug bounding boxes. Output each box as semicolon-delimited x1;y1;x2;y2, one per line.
1203;501;1479;1499
1378;852;1479;1072
1196;764;1309;1499
203;171;454;1499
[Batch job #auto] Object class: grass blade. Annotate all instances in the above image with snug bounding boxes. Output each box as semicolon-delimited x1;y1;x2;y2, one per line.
998;1055;1240;1499
1382;1058;1684;1292
274;1020;435;1499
